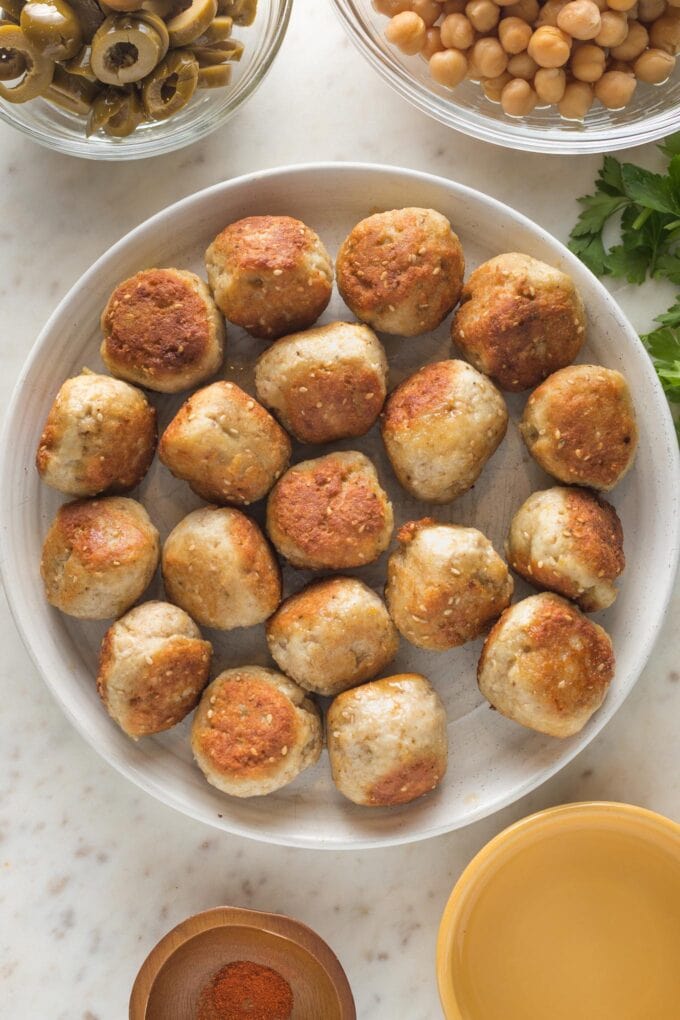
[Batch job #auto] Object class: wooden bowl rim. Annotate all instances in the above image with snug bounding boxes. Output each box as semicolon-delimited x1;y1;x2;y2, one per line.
129;905;356;1020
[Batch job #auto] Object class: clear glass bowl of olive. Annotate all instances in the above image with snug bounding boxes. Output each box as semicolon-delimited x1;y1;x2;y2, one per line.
0;0;291;158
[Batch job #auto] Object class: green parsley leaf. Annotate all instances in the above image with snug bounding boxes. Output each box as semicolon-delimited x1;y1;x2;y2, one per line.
659;133;680;159
640;326;680;402
620;164;679;217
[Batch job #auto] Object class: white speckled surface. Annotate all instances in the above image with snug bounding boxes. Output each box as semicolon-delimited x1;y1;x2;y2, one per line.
0;3;678;1018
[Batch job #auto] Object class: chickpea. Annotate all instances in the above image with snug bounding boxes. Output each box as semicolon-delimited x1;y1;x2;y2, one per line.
499;16;533;52
534;65;567;100
528;25;572;66
558;79;594;116
466;0;501;31
606;0;637;10
637;0;665;20
570;41;606;79
429;46;469;84
472;35;509;74
420;25;445;57
386;10;428;52
649;13;680;53
669;0;680;6
442;0;467;12
594;67;637;104
482;69;512;98
634;45;676;78
590;0;608;11
536;0;569;27
374;0;412;15
557;0;602;38
611;20;649;57
501;76;538;113
502;0;540;20
495;0;519;6
441;12;476;47
507;49;540;75
595;10;629;46
411;0;444;26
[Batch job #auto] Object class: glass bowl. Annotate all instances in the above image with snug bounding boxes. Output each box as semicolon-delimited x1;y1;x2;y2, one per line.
330;0;680;154
0;0;291;160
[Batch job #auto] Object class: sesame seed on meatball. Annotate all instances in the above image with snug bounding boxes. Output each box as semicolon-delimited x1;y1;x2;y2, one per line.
520;365;638;490
478;592;615;738
101;268;225;394
451;253;586;391
254;321;388;444
336;207;464;337
191;666;322;797
205;215;333;341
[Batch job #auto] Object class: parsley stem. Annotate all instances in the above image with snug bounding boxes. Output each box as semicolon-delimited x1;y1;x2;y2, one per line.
632;207;654;231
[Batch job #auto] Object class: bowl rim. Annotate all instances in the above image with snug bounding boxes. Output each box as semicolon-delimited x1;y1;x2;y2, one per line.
128;904;357;1020
0;0;293;161
436;800;680;1019
329;0;680;155
1;161;678;850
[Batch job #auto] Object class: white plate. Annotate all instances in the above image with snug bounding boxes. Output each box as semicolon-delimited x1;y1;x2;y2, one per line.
2;164;678;850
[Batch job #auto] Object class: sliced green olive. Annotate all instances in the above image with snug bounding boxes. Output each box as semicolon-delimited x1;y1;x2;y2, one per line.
90;14;164;85
20;0;82;60
192;15;232;44
99;0;143;11
142;47;197;119
62;41;95;77
86;83;123;132
0;42;25;78
102;86;143;135
196;60;230;87
216;0;255;26
191;38;242;65
67;0;103;41
45;63;98;111
142;0;189;18
0;23;53;100
135;9;168;59
166;0;216;48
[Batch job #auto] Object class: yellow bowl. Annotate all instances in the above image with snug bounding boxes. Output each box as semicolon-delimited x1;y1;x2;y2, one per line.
437;802;680;1020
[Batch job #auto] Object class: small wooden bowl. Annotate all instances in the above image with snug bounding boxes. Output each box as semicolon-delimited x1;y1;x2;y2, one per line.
129;906;356;1020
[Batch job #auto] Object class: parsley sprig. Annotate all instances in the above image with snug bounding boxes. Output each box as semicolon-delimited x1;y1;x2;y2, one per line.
568;135;680;438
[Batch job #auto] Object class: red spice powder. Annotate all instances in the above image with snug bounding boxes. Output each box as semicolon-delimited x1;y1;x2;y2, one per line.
196;960;294;1020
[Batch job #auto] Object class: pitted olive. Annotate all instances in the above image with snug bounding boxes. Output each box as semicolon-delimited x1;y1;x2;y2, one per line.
90;14;165;85
20;0;82;61
0;23;53;100
45;62;98;110
166;0;216;47
217;0;256;25
196;60;230;86
141;47;197;118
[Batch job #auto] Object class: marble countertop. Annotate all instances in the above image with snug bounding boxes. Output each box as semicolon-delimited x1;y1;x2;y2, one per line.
1;3;679;1018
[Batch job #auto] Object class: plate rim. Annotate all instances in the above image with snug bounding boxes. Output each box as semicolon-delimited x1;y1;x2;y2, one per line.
2;161;678;849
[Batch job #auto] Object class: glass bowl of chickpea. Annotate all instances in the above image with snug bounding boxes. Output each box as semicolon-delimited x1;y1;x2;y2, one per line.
331;0;680;153
0;0;291;159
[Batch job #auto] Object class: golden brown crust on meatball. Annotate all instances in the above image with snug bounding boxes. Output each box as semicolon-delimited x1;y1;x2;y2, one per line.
381;360;508;503
100;268;225;394
386;519;513;650
162;506;281;630
336;208;464;337
36;371;157;498
40;497;160;620
478;593;615;737
158;381;291;506
191;666;322;797
266;451;393;570
327;674;448;806
97;601;212;739
205;215;333;341
254;321;388;444
520;365;638;490
507;487;625;611
452;253;586;391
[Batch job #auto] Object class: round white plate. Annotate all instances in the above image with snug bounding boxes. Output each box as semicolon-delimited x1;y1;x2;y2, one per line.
2;164;678;850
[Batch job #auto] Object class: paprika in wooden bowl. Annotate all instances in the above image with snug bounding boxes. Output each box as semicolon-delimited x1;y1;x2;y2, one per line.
129;906;356;1020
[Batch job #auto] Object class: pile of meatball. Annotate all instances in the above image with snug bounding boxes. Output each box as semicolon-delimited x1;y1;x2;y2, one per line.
376;0;679;119
36;205;637;810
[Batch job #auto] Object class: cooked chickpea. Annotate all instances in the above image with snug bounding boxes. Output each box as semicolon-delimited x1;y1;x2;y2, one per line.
507;49;540;75
429;46;469;84
466;0;501;31
482;69;512;97
595;10;629;45
471;35;509;74
534;65;567;99
441;12;476;47
637;0;665;19
557;0;602;37
570;41;606;78
634;45;676;79
386;10;428;52
669;0;680;6
536;0;569;27
606;0;637;9
594;67;637;104
528;25;572;66
610;19;649;57
495;0;520;6
501;76;538;112
442;0;467;12
558;78;594;115
499;16;533;51
421;25;445;57
374;0;412;14
411;0;444;26
503;0;540;20
649;12;680;52
591;0;608;10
